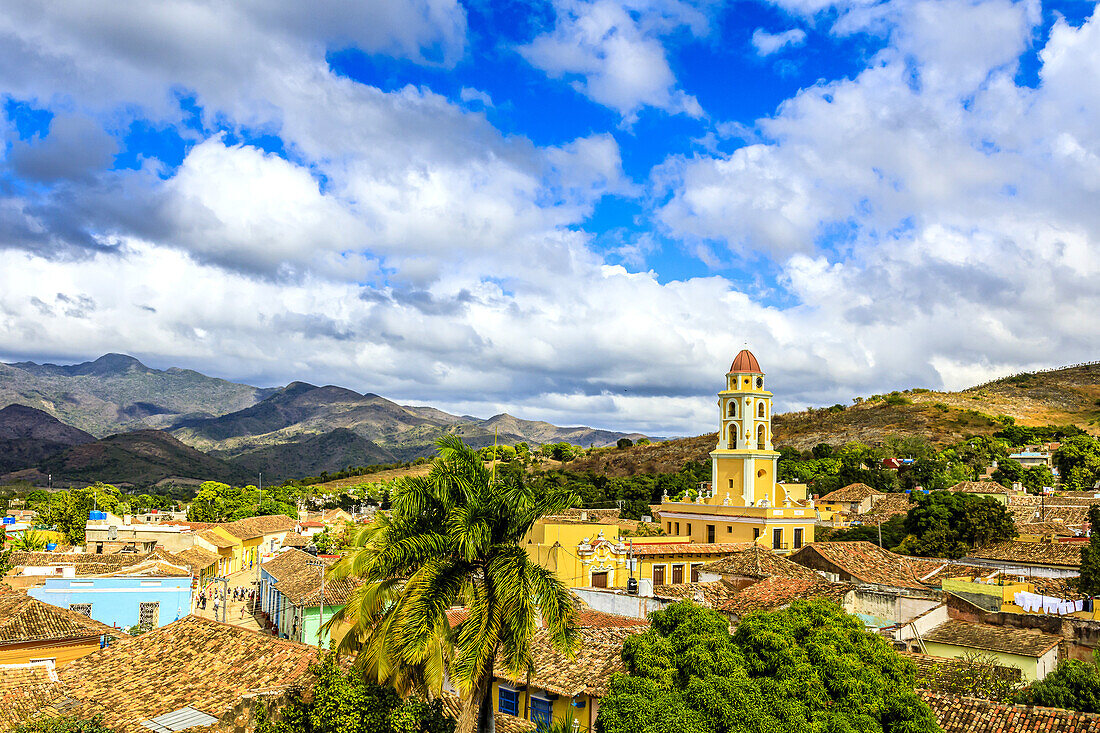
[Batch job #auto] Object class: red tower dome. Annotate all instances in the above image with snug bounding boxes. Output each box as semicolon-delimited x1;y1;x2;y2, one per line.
729;349;762;373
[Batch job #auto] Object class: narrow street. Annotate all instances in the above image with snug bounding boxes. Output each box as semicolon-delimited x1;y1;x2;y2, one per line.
191;566;267;633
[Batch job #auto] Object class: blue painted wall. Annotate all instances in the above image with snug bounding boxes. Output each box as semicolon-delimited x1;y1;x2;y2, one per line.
28;576;192;630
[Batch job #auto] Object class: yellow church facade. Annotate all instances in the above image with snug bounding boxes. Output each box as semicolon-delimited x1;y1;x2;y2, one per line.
653;349;815;554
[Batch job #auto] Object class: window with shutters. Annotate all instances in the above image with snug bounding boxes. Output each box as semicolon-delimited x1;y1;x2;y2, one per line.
672;564;684;584
652;565;665;585
530;698;553;729
139;601;159;630
707;524;715;543
691;564;702;582
69;603;92;617
591;571;608;588
498;688;519;716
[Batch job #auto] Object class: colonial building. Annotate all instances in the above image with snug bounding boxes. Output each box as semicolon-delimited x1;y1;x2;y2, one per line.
652;350;815;553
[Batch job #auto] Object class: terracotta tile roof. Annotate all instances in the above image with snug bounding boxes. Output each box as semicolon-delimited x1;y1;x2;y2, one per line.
900;651;1022;688
0;586;120;644
7;551;155;575
1016;521;1077;537
819;483;884;503
298;521;325;529
39;616;316;733
0;664;63;730
789;542;935;589
968;541;1082;568
919;691;1100;732
652;579;743;608
197;529;238;548
698;545;820;580
630;542;750;557
864;493;915;518
222;514;296;540
281;532;310;548
261;548;360;607
950;481;1014;495
1030;576;1088;601
494;625;644;698
171;546;221;572
924;620;1060;658
562;507;621;522
720;576;853;616
101;558;191;577
439;693;534;733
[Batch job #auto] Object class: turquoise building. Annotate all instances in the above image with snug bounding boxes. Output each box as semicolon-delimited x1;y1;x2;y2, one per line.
259;548;356;647
28;574;192;631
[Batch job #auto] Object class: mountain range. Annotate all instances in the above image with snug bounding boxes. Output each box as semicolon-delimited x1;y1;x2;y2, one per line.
0;354;646;485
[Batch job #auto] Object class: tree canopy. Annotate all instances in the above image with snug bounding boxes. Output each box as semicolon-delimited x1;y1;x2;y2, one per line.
186;480;297;522
258;652;454;733
1076;506;1100;597
1014;655;1100;713
895;491;1016;559
597;599;941;733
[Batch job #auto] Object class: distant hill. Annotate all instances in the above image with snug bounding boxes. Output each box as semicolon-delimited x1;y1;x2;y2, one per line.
565;362;1100;476
227;428;398;478
172;381;645;477
0;353;273;437
0;404;96;474
36;429;252;487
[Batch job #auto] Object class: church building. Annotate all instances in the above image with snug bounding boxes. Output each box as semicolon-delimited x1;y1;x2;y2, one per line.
652;349;815;553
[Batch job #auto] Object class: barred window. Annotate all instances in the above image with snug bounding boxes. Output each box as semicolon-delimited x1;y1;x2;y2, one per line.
69;603;92;616
139;601;159;630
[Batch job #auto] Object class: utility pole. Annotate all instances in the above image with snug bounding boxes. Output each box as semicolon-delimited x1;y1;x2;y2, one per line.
878;516;883;548
306;559;326;650
213;575;230;623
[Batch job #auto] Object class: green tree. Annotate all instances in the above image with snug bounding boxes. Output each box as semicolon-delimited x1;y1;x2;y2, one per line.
616;437;634;449
597;599;941;733
1077;505;1100;597
829;515;907;549
1021;464;1055;493
991;457;1024;488
1054;436;1100;484
259;651;454;733
12;716;110;733
37;483;121;545
922;652;1023;702
328;436;577;733
1014;655;1100;713
896;491;1016;559
12;529;48;551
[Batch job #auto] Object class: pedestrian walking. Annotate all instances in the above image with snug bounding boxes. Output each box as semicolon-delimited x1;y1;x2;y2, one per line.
213;595;219;617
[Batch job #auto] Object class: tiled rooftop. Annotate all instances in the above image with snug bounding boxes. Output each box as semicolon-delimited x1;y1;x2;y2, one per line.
197;529;238;548
262;548;359;607
920;691;1100;732
652;579;743;608
0;586;121;643
42;616;317;733
0;664;63;730
720;576;852;616
281;532;310;547
7;549;175;576
967;541;1082;568
864;493;915;518
631;542;750;557
924;620;1060;658
102;558;191;577
789;542;938;589
222;514;297;540
698;545;819;580
171;546;221;572
819;483;883;503
494;625;644;698
949;481;1014;495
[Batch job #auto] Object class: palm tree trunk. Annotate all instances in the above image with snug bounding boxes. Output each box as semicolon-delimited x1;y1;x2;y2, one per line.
456;658;497;733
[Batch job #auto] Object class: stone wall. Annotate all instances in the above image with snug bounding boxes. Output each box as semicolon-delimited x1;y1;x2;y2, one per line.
946;592;1100;662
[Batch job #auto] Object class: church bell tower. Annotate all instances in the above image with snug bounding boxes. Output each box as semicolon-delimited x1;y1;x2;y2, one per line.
711;349;778;507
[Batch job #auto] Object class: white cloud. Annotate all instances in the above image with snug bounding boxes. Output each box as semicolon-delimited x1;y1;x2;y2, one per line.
751;28;807;56
518;0;709;121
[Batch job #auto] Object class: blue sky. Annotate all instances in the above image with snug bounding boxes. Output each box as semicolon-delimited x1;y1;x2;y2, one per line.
0;0;1098;436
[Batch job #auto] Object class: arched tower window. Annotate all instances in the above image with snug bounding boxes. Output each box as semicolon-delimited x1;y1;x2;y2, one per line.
729;424;738;447
727;401;737;418
757;425;766;450
757;402;765;418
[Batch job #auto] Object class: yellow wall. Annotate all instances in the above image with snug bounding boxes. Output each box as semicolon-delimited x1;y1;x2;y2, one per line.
491;679;597;732
0;637;102;667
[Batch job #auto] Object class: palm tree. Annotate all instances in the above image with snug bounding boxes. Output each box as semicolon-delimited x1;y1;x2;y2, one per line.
12;530;47;552
326;435;578;733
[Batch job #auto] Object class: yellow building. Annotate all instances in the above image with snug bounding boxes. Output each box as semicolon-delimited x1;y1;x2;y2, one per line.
653;350;815;554
490;620;647;733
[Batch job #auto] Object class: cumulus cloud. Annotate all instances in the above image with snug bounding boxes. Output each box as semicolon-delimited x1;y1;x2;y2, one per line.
518;0;709;121
751;27;807;56
0;0;1098;438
